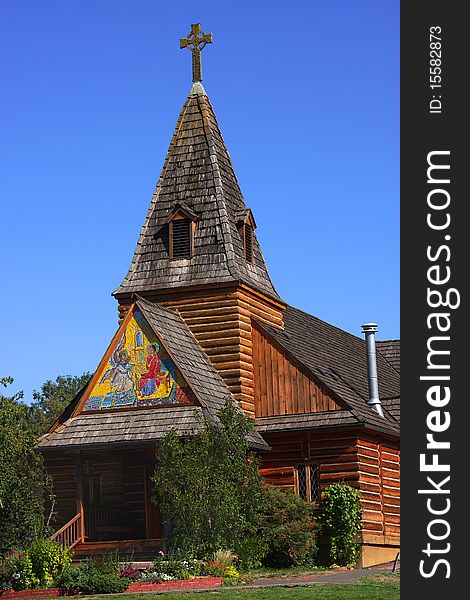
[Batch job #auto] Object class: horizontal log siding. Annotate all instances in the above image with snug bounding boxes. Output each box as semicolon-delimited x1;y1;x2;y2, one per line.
259;430;400;541
357;436;400;540
44;455;78;529
118;286;285;418
259;430;361;494
252;325;340;417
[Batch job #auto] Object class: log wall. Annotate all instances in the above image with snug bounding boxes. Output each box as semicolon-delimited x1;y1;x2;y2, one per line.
259;429;400;542
44;454;77;529
357;435;400;542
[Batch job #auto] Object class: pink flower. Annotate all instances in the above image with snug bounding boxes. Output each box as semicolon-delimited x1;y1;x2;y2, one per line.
18;554;24;558
12;550;17;554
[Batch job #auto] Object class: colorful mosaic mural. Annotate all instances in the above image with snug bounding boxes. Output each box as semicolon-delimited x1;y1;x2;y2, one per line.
84;309;195;411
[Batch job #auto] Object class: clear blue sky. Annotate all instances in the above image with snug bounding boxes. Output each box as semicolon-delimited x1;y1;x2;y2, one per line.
0;0;399;402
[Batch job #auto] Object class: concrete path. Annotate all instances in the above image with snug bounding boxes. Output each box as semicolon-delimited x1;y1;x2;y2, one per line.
243;562;398;587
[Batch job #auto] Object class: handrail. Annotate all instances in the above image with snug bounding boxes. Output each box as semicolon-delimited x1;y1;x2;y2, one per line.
51;513;83;549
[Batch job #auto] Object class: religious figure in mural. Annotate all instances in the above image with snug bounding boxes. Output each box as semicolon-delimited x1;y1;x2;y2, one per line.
138;342;163;396
99;347;136;406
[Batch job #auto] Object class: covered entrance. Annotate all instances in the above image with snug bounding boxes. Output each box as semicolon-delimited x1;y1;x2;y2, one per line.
46;446;161;549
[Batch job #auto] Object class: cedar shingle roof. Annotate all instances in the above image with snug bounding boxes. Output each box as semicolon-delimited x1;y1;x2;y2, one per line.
256;410;359;433
37;406;206;449
113;84;280;302
377;340;400;373
37;297;268;451
256;306;400;436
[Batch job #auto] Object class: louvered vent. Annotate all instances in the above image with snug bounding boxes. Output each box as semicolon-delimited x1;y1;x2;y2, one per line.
171;220;191;258
244;224;253;263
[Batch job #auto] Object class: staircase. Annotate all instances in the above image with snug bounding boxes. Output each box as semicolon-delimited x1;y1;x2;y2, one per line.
51;514;162;562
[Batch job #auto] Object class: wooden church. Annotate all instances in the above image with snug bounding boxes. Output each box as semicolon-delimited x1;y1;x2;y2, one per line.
37;25;400;568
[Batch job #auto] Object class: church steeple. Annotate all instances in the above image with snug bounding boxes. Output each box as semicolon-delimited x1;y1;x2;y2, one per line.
114;25;285;418
113;24;281;304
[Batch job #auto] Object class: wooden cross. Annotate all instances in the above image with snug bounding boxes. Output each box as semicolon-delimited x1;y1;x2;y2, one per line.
180;23;213;83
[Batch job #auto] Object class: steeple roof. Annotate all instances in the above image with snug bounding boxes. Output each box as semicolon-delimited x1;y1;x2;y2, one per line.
113;84;281;302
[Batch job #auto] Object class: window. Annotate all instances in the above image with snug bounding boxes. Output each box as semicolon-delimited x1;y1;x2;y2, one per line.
296;464;319;503
170;219;192;258
244;224;253;263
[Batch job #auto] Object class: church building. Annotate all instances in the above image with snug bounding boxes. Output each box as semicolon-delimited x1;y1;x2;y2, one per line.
36;24;400;568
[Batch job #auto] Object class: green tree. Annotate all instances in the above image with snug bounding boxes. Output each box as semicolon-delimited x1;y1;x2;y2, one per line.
0;378;52;554
30;373;91;433
153;400;267;567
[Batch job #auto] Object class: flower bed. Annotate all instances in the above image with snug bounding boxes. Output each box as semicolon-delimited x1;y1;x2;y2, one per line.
0;577;224;599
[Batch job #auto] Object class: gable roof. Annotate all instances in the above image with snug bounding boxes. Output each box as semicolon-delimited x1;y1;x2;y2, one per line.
37;297;268;451
113;83;281;303
255;305;400;436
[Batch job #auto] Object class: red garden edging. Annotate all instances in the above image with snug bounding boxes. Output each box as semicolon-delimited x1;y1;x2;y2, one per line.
0;577;224;599
0;589;62;599
126;577;223;592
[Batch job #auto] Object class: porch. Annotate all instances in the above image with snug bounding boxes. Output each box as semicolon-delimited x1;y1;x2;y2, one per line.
45;446;162;553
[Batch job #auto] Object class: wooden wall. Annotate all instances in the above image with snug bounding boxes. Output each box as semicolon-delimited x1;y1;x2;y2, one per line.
118;285;285;418
259;429;400;542
252;325;340;416
357;435;400;542
44;454;77;529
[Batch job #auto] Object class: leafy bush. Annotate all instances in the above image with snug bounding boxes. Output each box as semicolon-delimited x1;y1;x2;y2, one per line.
57;558;129;595
0;541;71;591
153;400;267;568
27;539;72;587
319;483;362;566
260;486;318;567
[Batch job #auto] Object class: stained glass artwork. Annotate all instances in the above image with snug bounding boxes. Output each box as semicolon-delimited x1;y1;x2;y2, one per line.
84;309;195;411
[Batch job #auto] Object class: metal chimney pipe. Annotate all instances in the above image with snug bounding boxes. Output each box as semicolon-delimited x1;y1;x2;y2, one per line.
361;323;384;418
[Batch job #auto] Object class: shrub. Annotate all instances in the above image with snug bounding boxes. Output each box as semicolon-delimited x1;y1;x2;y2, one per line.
260;486;318;567
0;541;71;591
57;556;128;595
27;539;73;587
319;483;362;566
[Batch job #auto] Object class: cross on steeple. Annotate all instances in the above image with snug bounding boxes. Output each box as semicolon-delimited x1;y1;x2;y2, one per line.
180;23;213;83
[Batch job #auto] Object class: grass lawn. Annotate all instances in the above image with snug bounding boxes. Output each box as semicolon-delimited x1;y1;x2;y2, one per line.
246;566;328;578
75;581;399;600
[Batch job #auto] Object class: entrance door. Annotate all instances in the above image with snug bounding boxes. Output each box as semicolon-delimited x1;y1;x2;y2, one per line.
83;474;101;541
